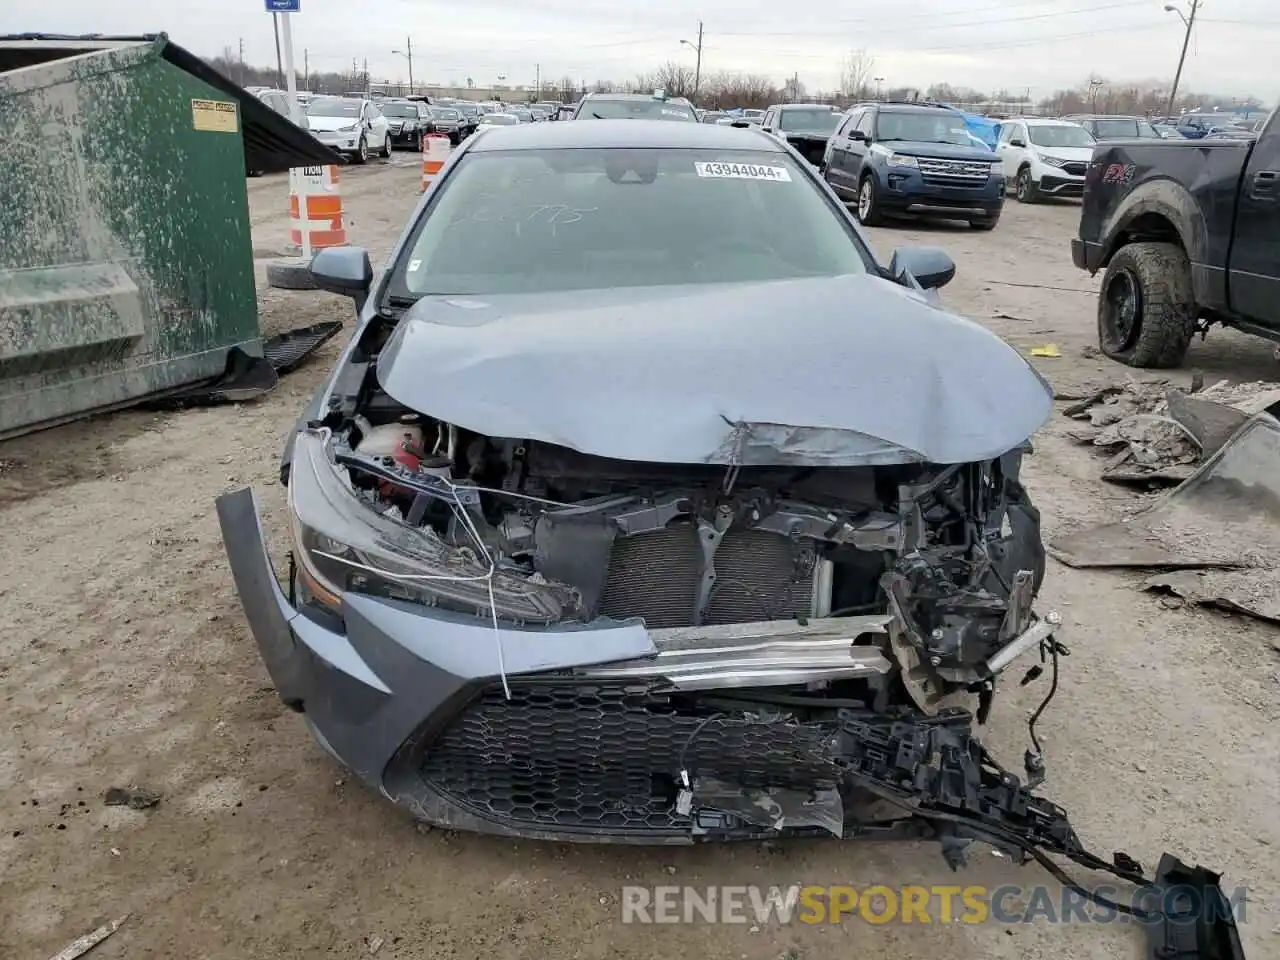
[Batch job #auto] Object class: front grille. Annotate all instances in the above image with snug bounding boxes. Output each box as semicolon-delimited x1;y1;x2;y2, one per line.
419;681;837;832
917;157;991;188
597;524;815;628
1062;161;1088;177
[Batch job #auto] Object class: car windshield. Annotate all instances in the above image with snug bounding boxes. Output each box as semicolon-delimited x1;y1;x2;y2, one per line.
1028;124;1095;148
481;114;517;125
875;111;972;145
456;104;479;116
389;147;869;297
432;108;460;120
1092;118;1159;139
779;108;840;135
586;99;696;121
381;103;419;118
307;97;361;118
701;112;725;123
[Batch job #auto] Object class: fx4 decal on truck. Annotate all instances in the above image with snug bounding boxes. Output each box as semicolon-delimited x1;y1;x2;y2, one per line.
1101;162;1136;184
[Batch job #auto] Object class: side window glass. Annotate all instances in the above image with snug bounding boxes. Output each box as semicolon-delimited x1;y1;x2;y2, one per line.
856;111;875;138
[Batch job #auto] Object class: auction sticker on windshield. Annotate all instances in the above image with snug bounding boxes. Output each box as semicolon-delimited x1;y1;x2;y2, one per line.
694;162;792;182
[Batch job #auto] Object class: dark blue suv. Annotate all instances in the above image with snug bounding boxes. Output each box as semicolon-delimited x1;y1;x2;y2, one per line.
821;103;1005;230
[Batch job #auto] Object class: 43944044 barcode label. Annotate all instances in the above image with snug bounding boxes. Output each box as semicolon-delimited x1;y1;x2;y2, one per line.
694;161;792;182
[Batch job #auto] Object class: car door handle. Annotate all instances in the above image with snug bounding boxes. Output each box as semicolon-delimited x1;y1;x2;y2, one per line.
1252;170;1279;199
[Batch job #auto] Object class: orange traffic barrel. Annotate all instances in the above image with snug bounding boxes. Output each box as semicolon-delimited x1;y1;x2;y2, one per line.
288;165;346;256
421;134;450;193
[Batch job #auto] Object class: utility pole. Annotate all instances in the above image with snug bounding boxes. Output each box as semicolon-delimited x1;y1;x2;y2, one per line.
680;21;703;100
272;14;285;89
1165;0;1200;117
238;38;245;85
406;37;414;94
304;48;309;90
535;63;541;99
362;57;368;93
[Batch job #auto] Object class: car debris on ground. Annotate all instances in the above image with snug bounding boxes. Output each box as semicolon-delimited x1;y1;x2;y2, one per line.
46;915;129;960
1051;411;1280;627
103;786;162;810
1062;376;1280;484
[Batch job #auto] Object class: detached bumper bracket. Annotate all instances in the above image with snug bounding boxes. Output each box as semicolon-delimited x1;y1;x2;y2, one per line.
1145;853;1247;960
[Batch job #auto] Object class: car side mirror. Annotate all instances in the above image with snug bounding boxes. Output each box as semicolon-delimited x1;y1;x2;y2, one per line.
1009;137;1026;148
848;130;867;142
310;246;373;308
888;246;956;291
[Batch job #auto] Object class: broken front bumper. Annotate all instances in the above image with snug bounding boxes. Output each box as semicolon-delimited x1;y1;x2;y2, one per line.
218;487;912;841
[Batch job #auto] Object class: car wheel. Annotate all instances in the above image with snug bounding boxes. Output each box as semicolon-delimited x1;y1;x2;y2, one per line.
855;176;884;226
380;134;392;158
969;213;1000;231
1015;167;1038;203
1097;242;1196;368
354;136;368;164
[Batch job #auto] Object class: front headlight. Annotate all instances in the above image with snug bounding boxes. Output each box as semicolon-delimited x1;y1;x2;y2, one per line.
403;121;417;130
340;123;358;132
1040;155;1066;168
886;153;919;168
288;430;578;624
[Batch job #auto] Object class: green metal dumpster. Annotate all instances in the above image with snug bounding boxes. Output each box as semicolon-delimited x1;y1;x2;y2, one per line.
0;33;338;439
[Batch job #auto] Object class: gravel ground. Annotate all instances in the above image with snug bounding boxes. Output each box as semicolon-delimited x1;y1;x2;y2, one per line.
1;154;1277;960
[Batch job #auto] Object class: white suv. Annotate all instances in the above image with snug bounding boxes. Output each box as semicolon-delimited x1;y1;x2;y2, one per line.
996;118;1096;203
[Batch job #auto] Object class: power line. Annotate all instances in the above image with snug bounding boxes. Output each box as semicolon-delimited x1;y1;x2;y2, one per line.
734;21;1172;60
716;0;1156;36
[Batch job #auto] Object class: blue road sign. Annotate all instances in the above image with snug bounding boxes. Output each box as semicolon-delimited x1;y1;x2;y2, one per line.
265;0;300;11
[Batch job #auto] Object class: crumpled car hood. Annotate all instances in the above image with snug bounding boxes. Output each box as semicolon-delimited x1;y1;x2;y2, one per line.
376;274;1053;466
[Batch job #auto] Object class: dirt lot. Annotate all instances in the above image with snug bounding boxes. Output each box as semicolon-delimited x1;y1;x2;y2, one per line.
2;154;1277;960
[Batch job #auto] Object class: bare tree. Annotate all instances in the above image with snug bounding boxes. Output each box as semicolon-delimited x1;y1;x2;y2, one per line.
840;48;875;99
638;61;696;99
781;74;807;102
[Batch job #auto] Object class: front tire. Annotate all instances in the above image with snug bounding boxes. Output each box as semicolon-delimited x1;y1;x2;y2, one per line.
1015;166;1039;203
855;175;885;226
354;136;368;164
1097;242;1196;368
380;134;392;158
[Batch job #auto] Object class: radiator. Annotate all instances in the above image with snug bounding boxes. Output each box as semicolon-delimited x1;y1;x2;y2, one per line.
597;523;822;628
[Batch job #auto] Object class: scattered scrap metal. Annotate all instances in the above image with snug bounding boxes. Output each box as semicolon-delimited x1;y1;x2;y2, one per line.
45;915;129;960
1063;377;1280;485
1051;411;1280;626
103;785;162;810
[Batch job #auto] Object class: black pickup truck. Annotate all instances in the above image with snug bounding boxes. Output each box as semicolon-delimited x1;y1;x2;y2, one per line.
1071;108;1279;367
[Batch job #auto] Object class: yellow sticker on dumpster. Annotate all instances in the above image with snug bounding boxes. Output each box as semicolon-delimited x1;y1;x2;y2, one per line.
191;99;239;133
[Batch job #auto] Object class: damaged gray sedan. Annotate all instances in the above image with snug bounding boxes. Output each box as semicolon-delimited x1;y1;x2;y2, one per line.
217;123;1248;953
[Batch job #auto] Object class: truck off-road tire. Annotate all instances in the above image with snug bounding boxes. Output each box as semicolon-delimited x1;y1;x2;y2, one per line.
1097;241;1196;368
1015;166;1039;203
969;212;1000;231
856;175;885;226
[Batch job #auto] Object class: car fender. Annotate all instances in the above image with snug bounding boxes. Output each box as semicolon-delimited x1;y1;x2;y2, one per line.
1098;178;1211;301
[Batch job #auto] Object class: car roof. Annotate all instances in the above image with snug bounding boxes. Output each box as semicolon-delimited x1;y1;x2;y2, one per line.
1024;117;1083;125
771;102;838;110
466;118;785;152
583;92;692;103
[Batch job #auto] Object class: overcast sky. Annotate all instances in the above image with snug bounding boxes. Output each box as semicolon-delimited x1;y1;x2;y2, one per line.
4;0;1276;99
